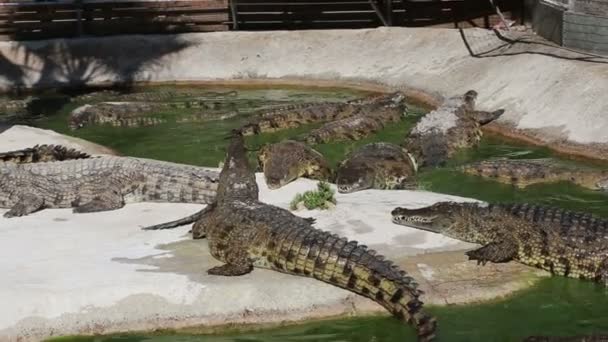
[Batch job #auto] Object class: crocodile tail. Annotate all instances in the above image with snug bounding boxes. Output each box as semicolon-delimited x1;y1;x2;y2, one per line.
47;145;92;161
270;228;436;340
141;205;212;230
0;144;91;164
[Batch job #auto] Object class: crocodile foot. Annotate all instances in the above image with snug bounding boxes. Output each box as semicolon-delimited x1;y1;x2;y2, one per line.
4;194;44;218
207;263;253;276
465;241;517;265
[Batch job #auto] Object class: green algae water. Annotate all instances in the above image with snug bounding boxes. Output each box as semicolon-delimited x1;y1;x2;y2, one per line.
12;85;608;341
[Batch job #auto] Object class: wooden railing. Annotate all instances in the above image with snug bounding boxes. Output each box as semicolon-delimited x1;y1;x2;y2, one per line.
231;0;522;30
0;0;522;41
0;0;229;40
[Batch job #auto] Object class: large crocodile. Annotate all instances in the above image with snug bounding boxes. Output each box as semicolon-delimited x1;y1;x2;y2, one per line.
336;142;418;193
0;144;92;164
239;92;405;136
257;140;332;189
0;156;218;218
391;202;608;283
460;158;608;191
146;131;437;340
68;98;296;129
302;94;406;144
404;90;504;167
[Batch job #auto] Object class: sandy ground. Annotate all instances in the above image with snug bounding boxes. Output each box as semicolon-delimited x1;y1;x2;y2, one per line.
0;126;544;341
0;27;606;158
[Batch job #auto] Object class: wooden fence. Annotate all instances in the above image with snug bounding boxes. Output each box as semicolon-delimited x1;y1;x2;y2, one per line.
0;0;229;40
231;0;522;30
0;0;522;41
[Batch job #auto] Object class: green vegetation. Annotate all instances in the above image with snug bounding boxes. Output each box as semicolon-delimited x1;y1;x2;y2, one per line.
289;181;336;210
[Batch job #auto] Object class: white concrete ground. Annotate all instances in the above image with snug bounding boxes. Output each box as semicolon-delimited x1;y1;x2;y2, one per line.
0;27;606;157
0;126;540;341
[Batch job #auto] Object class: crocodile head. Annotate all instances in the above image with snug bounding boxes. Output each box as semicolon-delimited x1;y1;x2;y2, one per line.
336;163;375;193
68;104;95;130
391;202;483;243
463;90;478;111
264;165;300;190
597;177;608;192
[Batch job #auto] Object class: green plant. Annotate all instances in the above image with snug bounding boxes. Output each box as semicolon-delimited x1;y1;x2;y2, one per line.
289;181;337;210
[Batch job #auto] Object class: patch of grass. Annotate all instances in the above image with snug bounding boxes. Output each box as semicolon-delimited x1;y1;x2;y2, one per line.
289;181;336;210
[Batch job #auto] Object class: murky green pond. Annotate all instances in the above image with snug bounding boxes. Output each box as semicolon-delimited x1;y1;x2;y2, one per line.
6;85;607;341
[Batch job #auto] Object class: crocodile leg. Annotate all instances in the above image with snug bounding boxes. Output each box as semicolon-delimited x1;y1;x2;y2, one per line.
471;109;505;125
465;240;517;265
598;258;608;286
4;194;45;218
72;189;125;213
207;262;254;276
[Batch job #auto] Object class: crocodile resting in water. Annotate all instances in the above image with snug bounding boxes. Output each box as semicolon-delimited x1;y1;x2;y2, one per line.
0;156;218;218
336;142;418;193
68;97;296;129
460;158;608;191
257;140;332;189
302;93;406;144
239;92;405;136
392;202;608;284
404;90;504;167
145;131;437;341
0;144;92;164
524;335;608;341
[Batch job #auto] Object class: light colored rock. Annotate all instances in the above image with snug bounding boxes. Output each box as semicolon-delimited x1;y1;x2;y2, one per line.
0;126;542;341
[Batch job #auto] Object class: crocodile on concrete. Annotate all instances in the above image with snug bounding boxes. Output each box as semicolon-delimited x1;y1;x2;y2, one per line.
239;92;405;136
404;90;504;167
0;144;92;164
392;202;608;284
147;131;437;341
257;140;332;189
336;142;418;193
0;156;219;218
460;158;608;191
302;93;407;144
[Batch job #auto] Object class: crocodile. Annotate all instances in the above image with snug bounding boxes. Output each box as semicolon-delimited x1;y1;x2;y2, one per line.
336;142;418;193
524;335;608;342
257;140;332;189
145;131;437;340
0;144;92;164
73;89;239;103
404;90;504;167
239;92;405;136
69;102;166;129
460;158;608;191
302;93;407;144
0;156;218;218
392;202;608;284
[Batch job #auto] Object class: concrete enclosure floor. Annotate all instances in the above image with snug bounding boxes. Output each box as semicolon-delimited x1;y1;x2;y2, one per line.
0;126;543;341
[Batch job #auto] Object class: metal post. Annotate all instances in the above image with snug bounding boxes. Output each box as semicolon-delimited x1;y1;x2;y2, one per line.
230;0;239;30
75;0;83;37
369;0;390;26
385;0;393;26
